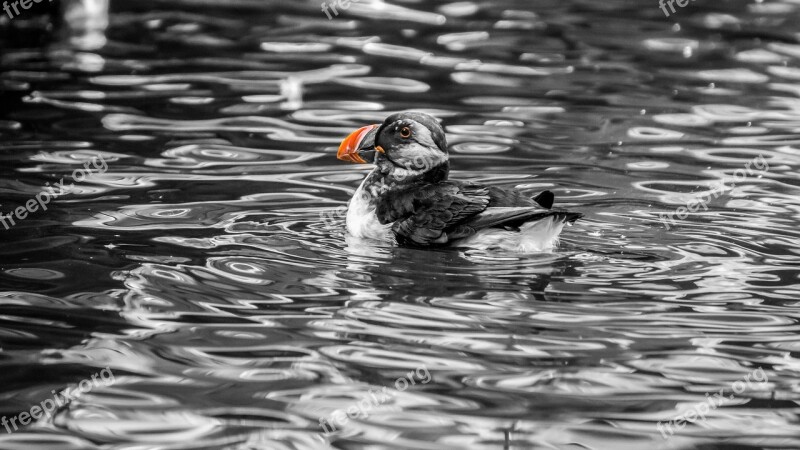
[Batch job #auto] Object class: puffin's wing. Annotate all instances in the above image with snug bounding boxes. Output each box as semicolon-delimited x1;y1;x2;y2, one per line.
375;182;490;246
461;207;553;229
452;182;555;209
460;207;582;231
458;185;581;233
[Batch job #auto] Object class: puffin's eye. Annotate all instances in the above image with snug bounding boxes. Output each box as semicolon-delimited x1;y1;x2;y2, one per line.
399;126;412;139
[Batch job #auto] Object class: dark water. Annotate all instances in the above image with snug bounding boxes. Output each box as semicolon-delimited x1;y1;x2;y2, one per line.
1;0;800;448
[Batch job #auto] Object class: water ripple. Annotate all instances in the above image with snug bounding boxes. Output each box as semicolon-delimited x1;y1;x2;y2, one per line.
2;0;800;448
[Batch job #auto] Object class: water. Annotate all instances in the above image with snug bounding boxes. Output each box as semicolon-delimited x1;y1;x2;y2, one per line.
1;0;799;448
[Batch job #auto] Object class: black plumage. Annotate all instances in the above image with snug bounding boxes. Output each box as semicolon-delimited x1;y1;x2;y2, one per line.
339;111;582;249
374;180;580;246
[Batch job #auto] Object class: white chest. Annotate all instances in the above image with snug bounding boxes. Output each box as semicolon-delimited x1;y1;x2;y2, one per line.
346;179;393;242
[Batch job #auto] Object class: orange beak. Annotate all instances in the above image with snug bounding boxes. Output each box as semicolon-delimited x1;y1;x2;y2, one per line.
337;124;380;164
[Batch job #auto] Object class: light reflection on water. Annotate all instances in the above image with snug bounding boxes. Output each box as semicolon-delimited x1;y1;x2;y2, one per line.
1;0;800;448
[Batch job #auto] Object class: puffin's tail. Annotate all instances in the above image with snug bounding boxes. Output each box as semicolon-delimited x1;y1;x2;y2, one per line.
533;190;582;224
533;190;555;209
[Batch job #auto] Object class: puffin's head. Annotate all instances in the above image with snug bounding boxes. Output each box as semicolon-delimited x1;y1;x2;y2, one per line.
337;112;448;180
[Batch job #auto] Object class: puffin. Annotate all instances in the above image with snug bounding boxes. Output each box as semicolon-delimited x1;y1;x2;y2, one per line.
336;112;582;252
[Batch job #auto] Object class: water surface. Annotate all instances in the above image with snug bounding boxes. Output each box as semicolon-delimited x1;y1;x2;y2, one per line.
1;0;799;448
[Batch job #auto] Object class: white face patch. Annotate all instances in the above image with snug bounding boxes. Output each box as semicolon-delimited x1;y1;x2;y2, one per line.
383;122;447;173
394;121;438;149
